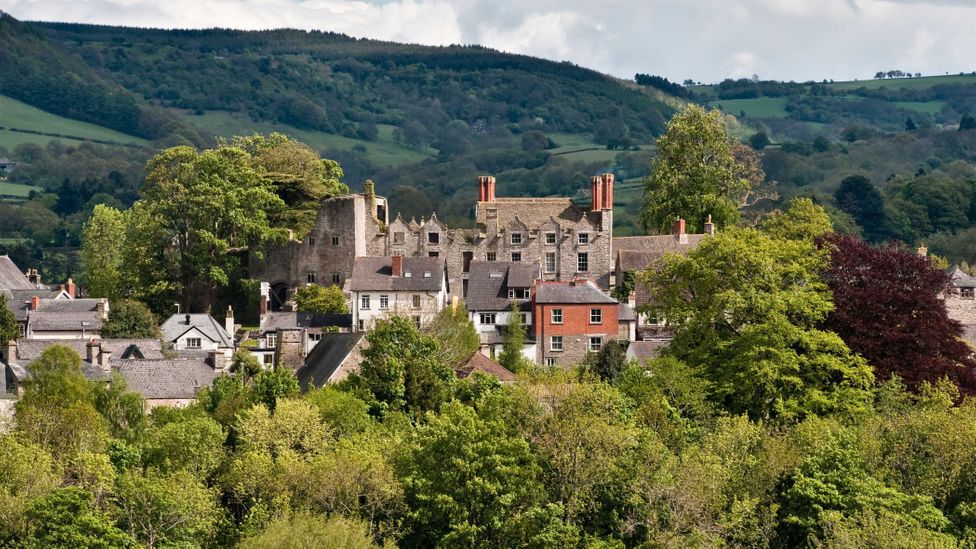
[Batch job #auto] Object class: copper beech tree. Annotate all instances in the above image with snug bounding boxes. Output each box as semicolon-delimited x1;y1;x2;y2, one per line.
820;233;976;392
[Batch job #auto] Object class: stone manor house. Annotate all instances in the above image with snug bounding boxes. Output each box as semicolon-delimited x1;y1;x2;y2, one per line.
251;174;619;308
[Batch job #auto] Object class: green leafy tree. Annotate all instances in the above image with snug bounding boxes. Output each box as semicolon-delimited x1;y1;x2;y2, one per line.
0;293;18;344
293;284;348;314
833;175;889;242
116;470;221;549
304;386;373;437
100;300;160;339
251;368;300;412
424;304;480;371
642;227;873;422
240;513;381;549
583;339;629;382
141;414;225;478
24;487;137;548
355;316;454;415
499;302;532;374
640;105;756;234
0;436;59;543
81;204;127;299
92;374;146;440
749;131;770;150
761;197;834;241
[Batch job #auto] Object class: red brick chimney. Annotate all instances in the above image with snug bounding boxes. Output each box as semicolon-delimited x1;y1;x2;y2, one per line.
392;255;404;277
30;295;40;311
65;278;76;298
590;176;603;211
672;217;686;236
601;173;614;210
478;175;496;202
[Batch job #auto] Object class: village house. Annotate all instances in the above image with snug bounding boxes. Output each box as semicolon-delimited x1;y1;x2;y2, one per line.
24;297;109;340
532;279;620;367
347;256;448;332
160;312;235;362
946;265;976;347
248;311;352;368
465;260;538;360
296;332;367;389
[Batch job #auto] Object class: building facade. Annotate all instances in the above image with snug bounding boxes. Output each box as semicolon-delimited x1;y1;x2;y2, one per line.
347;256;448;331
532;280;620;367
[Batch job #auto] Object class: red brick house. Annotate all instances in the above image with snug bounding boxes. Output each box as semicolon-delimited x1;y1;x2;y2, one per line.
532;279;618;367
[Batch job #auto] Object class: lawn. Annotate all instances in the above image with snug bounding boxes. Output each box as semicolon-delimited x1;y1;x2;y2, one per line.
0;94;148;147
709;97;789;118
184;111;434;167
0;181;42;198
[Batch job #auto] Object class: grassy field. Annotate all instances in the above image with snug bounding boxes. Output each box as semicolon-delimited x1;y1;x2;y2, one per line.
547;132;637;164
709;97;789;118
0;181;42;198
827;74;976;91
893;100;946;115
0;94;148;147
184;111;434;167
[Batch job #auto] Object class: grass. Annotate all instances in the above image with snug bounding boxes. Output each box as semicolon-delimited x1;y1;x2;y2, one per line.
184;111;435;167
0;94;148;147
893;101;946;115
826;74;976;91
546;132;640;164
0;181;42;198
709;97;789;118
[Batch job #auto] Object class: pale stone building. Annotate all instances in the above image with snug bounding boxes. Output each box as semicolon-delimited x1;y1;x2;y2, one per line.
347;256;448;332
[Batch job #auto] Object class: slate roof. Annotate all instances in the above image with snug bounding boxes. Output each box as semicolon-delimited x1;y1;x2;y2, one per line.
949;267;976;289
618;303;637;322
457;352;516;382
13;338;164;363
161;314;234;347
626;340;670;362
35;298;103;313
534;281;617;304
613;234;707;271
114;359;217;400
296;333;365;391
466;261;539;311
260;312;352;333
476;197;602;231
3;290;66;321
347;257;445;292
0;255;32;291
29;312;103;332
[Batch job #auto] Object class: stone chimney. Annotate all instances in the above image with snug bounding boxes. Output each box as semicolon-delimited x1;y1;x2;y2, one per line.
65;278;76;298
478;175;496;202
209;349;228;372
600;173;614;210
392;255;404;277
96;299;109;320
30;296;40;311
4;339;16;363
590;176;603;211
704;214;715;236
673;218;688;244
225;306;235;339
26;268;40;286
917;243;928;257
99;343;111;376
275;328;305;371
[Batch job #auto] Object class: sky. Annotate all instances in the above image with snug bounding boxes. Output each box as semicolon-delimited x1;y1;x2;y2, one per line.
3;0;976;83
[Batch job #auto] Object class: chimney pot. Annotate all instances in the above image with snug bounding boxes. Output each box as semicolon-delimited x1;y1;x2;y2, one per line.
590;176;603;211
673;217;686;236
601;173;614;210
185;314;191;325
392;255;404;277
65;278;76;299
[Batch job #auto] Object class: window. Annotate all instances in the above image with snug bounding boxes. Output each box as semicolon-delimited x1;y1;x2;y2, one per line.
428;251;439;257
480;313;497;325
263;354;274;365
360;295;371;310
508;288;530;299
379;295;389;309
462;251;473;273
511;233;522;245
332;236;339;246
511;252;522;262
412;294;421;308
550;336;563;351
394;232;405;244
309;333;322;341
545;357;556;366
545;232;557;245
266;333;276;347
306;272;316;284
308;236;316;246
332;273;340;284
428;232;439;244
520;312;529;325
486;252;497;262
577;252;589;272
590;308;602;324
551;309;563;324
545;252;556;273
964;287;975;299
358;320;365;331
578;232;589;245
412;315;422;329
186;337;201;349
462;279;469;297
589;336;603;352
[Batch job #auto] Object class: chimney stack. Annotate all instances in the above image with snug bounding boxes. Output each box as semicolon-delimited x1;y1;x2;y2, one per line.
917;243;928;257
590;176;603;211
5;339;16;363
478;176;496;202
185;313;191;325
225;306;235;339
259;295;268;316
392;255;404;277
26;268;40;286
704;214;715;236
99;343;111;376
86;338;98;366
96;299;108;320
65;278;76;298
600;173;614;210
673;218;688;244
30;296;40;311
209;349;228;372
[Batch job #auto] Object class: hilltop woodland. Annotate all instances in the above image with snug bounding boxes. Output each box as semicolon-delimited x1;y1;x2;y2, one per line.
5;103;976;547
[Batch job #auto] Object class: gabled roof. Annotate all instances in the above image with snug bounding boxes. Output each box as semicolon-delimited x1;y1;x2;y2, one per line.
457;352;516;382
948;267;976;289
161;314;234;348
613;234;707;271
0;255;33;291
29;312;103;332
476;197;602;231
260;312;352;333
466;261;539;311
115;359;217;399
347;257;445;292
296;333;365;390
626;340;670;362
534;281;617;305
13;338;164;364
35;298;103;313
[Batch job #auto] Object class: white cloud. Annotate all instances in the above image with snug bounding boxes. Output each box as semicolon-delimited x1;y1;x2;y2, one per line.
3;0;976;82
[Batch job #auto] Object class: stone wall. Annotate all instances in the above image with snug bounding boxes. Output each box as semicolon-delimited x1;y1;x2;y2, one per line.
275;328;306;371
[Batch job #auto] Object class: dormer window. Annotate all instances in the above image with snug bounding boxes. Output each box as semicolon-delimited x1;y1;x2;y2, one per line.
545;232;557;245
428;232;439;244
511;233;523;245
508;288;530;299
578;233;589;245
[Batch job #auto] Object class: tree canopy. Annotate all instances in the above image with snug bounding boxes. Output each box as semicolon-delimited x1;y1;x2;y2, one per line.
293;284;348;314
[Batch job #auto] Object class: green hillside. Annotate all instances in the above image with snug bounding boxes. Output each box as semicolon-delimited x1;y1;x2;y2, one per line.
0;94;148;148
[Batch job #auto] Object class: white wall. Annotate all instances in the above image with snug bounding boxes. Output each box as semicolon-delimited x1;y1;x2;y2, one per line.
351;287;447;331
172;327;220;351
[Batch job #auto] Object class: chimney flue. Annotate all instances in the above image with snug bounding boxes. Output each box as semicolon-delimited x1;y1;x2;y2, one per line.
225;305;235;339
590;176;603;211
601;173;614;210
30;296;40;311
478;175;496;202
392;255;404;277
185;314;191;325
65;278;76;299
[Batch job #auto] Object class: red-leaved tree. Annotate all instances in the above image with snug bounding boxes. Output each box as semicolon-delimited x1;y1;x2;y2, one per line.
820;233;976;392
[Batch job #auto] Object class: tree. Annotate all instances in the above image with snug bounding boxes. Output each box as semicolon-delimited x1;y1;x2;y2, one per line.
761;197;834;241
583;339;628;382
820;233;976;391
0;293;18;344
24;487;137;548
241;514;381;549
354;316;454;415
135;144;287;312
639;105;757;234
116;470;221;549
960;114;976;131
293;284;348;314
92;374;146;440
100;300;160;339
833;175;889;242
642;227;874;422
498;302;533;374
424;304;479;371
0;436;59;543
141;414;225;478
251;368;300;411
749;131;770;150
81;204;127;299
905;117;918;131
